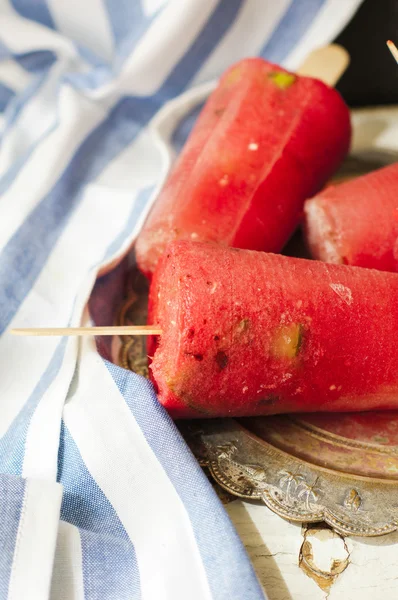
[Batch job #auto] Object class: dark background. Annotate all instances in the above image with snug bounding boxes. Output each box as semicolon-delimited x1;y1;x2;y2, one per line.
334;0;398;106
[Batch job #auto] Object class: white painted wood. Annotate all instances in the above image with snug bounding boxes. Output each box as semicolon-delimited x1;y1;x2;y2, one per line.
227;499;398;599
227;501;324;599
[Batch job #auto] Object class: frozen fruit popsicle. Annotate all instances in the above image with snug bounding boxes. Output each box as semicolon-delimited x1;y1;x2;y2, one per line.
148;241;398;419
136;58;351;278
304;162;398;271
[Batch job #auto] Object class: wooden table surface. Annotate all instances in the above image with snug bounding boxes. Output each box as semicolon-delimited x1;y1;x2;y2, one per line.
227;500;398;600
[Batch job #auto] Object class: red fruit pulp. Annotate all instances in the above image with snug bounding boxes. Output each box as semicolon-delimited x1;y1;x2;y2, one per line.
148;241;398;419
136;58;351;278
304;161;398;272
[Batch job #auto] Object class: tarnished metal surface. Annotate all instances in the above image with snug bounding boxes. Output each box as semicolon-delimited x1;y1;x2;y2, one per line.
179;419;398;537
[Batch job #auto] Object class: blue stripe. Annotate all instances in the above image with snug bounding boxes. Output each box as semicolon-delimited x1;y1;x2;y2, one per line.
103;0;158;64
17;50;56;73
0;474;26;597
161;0;243;97
0;42;56;73
0;83;15;112
260;0;328;64
80;529;139;600
0;338;67;475
104;0;145;46
0;39;9;60
106;364;264;600
10;0;55;30
58;423;140;599
0;42;55;75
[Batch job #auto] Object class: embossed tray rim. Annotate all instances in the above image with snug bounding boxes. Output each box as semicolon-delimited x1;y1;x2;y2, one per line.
236;420;398;485
290;416;398;454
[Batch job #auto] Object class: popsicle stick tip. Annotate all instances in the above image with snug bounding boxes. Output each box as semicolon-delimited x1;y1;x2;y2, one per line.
10;325;162;337
296;44;350;87
387;40;398;63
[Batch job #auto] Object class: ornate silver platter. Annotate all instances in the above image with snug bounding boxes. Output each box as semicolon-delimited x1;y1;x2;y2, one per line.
178;415;398;537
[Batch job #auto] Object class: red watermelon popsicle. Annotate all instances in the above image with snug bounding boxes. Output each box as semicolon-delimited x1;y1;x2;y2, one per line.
304;162;398;272
148;241;398;418
136;58;351;278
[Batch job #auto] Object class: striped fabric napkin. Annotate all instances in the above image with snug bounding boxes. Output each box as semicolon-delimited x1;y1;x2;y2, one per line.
0;2;363;599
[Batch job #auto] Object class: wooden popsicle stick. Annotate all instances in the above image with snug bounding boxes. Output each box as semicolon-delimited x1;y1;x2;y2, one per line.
387;40;398;63
11;325;162;337
296;43;350;87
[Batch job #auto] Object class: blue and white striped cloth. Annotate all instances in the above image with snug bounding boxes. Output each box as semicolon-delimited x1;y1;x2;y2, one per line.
0;2;363;598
